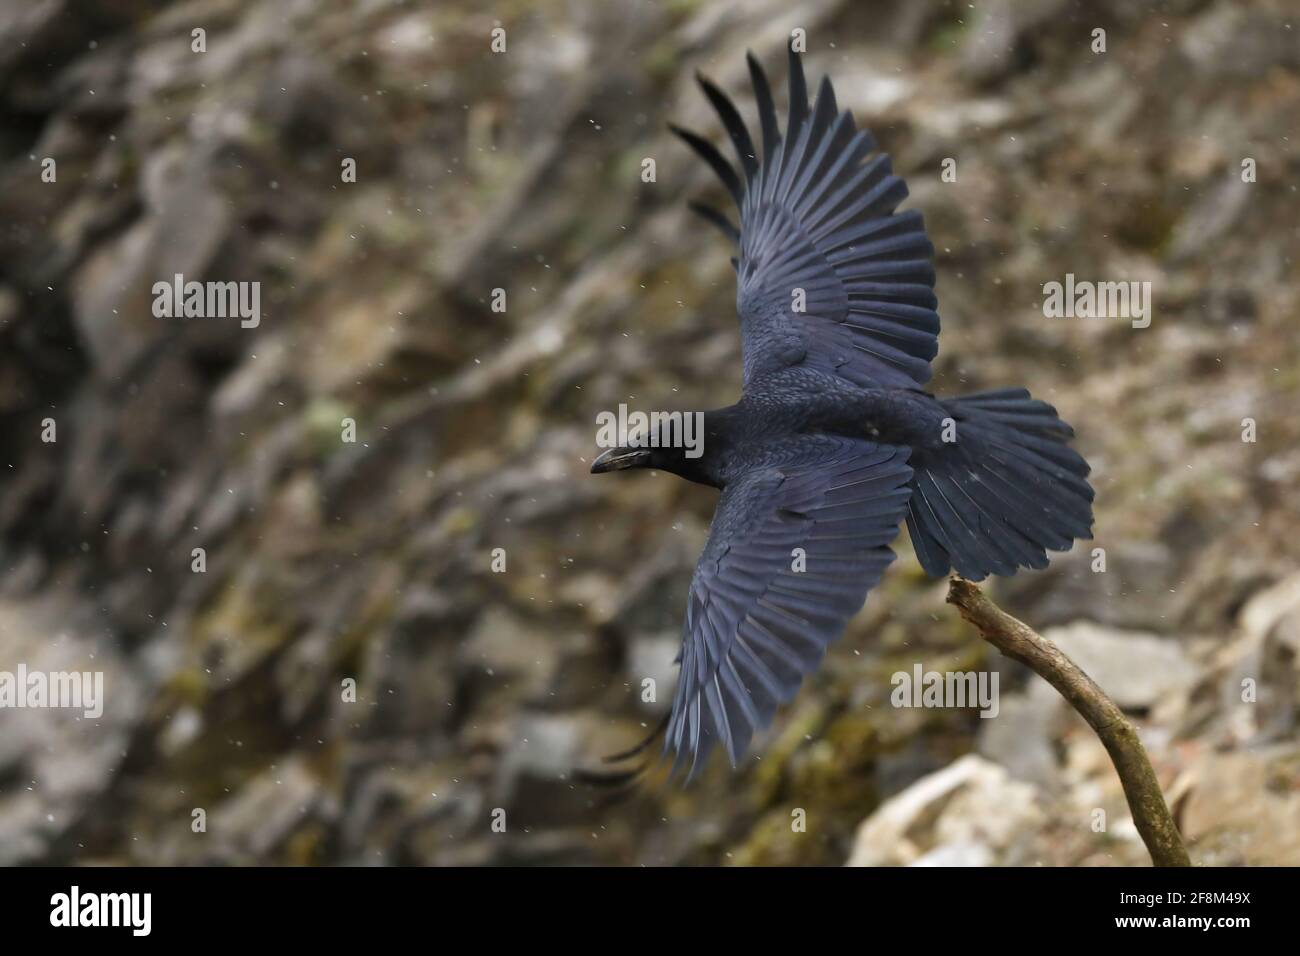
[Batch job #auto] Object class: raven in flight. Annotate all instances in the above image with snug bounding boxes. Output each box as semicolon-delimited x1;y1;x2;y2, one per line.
590;48;1094;778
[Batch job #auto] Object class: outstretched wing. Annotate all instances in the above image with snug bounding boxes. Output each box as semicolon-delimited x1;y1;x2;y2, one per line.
673;48;939;390
666;439;912;777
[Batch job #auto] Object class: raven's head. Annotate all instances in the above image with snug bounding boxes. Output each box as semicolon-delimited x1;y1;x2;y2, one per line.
589;410;717;485
590;443;713;486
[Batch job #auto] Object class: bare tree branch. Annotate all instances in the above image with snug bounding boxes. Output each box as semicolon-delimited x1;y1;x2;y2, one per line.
946;577;1191;868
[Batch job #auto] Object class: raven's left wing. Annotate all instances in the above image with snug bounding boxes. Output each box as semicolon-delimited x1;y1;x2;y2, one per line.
674;48;940;390
666;438;912;777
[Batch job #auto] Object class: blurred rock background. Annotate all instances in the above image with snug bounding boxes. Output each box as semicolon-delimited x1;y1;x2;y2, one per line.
0;0;1297;866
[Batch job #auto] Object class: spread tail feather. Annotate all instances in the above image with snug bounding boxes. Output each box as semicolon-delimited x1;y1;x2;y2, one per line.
905;388;1094;580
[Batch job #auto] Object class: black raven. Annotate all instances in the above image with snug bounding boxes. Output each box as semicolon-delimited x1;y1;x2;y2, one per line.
590;48;1094;778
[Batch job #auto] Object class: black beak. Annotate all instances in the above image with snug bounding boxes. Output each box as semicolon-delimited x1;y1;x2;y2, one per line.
590;448;651;474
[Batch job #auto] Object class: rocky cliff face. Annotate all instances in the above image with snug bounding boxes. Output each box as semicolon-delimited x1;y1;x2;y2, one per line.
0;0;1297;865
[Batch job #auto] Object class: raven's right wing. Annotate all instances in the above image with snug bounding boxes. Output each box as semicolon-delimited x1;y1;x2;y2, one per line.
674;48;940;391
666;438;912;778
